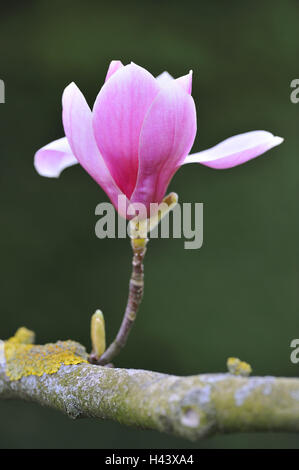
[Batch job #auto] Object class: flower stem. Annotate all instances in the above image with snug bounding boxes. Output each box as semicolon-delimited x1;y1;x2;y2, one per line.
90;238;148;366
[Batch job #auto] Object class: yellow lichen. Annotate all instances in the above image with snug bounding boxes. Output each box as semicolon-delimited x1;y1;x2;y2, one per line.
4;328;87;381
227;357;252;377
13;327;35;344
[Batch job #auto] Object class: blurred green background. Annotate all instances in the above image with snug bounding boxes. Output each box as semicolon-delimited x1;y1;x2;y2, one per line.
0;0;298;449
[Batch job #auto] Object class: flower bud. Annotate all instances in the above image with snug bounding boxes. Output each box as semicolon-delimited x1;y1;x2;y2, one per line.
91;310;106;358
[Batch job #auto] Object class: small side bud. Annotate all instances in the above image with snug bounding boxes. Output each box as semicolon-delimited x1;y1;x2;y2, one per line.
128;192;179;240
91;310;106;358
148;192;178;234
227;357;252;377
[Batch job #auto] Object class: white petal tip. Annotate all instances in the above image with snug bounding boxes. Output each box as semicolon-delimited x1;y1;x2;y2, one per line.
184;130;284;169
34;137;78;179
34;156;60;178
272;136;284;146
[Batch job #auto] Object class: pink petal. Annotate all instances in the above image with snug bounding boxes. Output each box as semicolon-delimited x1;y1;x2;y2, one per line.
131;81;197;210
34;137;78;178
156;70;193;94
62;82;128;215
156;71;174;85
105;60;124;81
92;63;160;199
175;70;193;95
184;131;284;169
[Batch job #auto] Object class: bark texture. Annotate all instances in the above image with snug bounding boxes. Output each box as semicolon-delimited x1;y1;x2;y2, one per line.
1;331;299;441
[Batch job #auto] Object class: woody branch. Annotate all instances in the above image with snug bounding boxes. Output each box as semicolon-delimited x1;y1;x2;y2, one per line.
1;340;299;441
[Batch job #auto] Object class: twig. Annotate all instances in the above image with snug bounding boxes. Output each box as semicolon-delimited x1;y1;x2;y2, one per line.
90;193;178;366
91;238;147;366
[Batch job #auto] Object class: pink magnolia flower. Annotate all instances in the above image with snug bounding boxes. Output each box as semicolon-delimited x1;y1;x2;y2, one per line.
34;61;283;218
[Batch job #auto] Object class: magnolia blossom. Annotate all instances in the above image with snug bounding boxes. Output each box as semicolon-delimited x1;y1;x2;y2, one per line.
34;60;283;218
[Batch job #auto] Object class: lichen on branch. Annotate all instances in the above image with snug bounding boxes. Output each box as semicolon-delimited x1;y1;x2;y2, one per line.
1;328;299;441
3;327;87;381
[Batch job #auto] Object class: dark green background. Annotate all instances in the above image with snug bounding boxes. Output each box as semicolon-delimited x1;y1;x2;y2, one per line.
0;0;298;449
